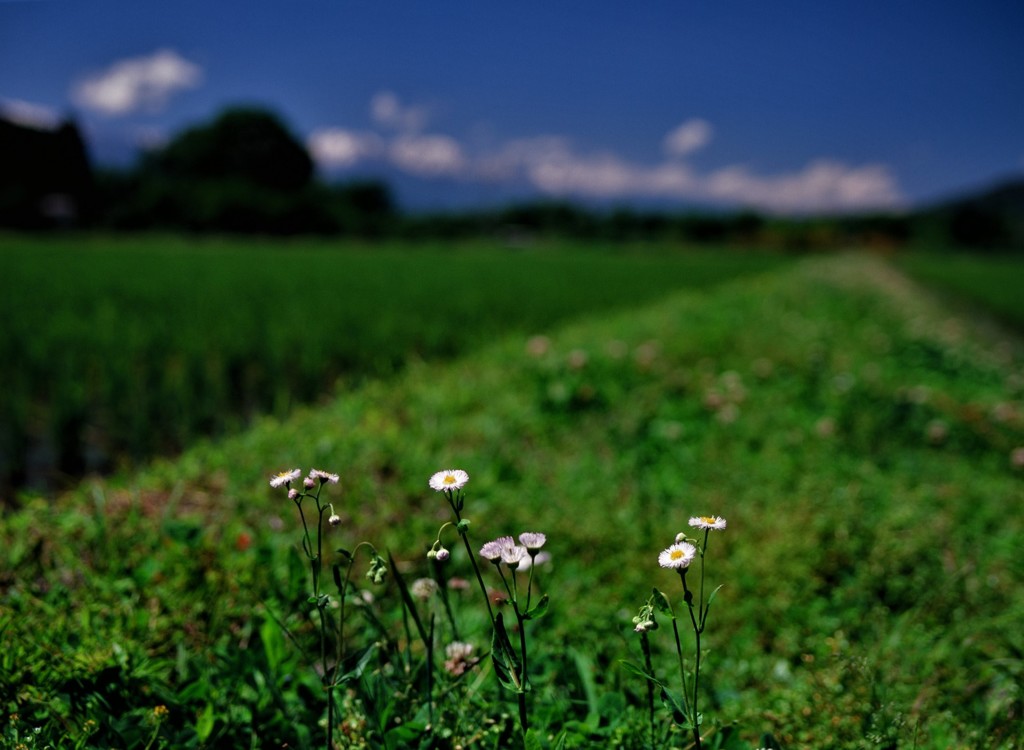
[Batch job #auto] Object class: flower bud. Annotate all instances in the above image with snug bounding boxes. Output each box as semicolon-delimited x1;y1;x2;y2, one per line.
435;547;450;562
328;514;341;526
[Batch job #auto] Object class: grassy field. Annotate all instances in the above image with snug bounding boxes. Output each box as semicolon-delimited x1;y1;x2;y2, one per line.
0;233;788;498
2;247;1023;749
897;251;1024;331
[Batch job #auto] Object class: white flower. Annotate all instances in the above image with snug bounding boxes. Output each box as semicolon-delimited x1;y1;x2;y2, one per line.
446;641;474;660
517;551;551;571
410;578;438;600
429;469;469;492
479;535;515;562
270;469;301;488
501;544;527;568
444;641;475;676
309;469;340;484
659;541;697;569
518;532;547;551
688;515;727;531
328;514;341;526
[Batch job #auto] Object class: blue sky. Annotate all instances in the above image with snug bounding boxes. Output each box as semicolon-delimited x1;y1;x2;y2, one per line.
2;1;1022;213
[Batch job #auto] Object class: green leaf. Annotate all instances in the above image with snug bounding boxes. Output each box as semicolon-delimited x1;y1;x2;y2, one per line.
195;702;215;742
388;552;430;648
335;547;353;563
707;583;725;606
659;686;689;726
259;616;286;672
614;659;663;688
653;588;674;616
524;593;549;620
336;644;377;686
490;612;526;693
332;562;344;593
571;648;600;729
524;728;544;750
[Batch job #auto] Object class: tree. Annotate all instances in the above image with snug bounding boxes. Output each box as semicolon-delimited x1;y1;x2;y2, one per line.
145;106;314;192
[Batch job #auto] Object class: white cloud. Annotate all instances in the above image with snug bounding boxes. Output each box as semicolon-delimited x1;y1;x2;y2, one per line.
370;91;428;132
309;96;905;213
473;136;573;180
389;134;466;176
704;160;904;213
307;128;384;168
0;97;61;129
523;147;900;212
73;49;202;116
528;151;696;198
664;119;712;158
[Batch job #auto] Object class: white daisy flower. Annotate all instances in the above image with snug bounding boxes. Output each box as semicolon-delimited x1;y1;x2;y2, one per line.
429;469;469;492
688;515;727;530
479;535;515;562
501;544;527;568
518;532;547;551
270;469;302;488
659;541;697;569
309;469;340;484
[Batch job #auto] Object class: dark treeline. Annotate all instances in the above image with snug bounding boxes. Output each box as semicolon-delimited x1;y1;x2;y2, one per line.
2;105;1022;251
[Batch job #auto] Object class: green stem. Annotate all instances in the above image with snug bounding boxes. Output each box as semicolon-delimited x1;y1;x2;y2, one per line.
670;616;691;718
698;529;709;630
680;571;702;750
448;495;495;624
514;604;530;735
640;632;656;748
433;558;461;641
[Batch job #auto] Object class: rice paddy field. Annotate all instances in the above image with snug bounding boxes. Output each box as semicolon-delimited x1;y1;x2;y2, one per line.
0;234;787;497
1;235;1023;749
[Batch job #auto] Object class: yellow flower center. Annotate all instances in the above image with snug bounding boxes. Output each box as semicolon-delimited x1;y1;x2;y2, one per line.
444;475;457;485
671;549;685;560
701;516;717;524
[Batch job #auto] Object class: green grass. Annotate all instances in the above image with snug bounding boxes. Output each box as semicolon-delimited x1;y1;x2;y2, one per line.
0;233;787;497
897;251;1024;331
2;252;1023;748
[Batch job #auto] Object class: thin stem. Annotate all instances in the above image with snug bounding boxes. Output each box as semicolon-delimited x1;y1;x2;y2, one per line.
525;557;536;611
513;600;530;734
680;571;702;750
432;558;461;641
294;497;314;560
427;614;435;729
670;616;691;718
698;529;709;630
640;632;656;749
313;490;334;750
447;494;495;624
